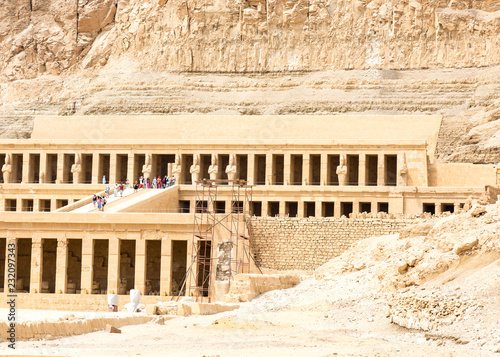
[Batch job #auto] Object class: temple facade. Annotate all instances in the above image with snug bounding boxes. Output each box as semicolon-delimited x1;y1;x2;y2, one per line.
0;115;495;302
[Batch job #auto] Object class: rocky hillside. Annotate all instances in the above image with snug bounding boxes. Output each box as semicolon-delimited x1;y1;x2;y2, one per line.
2;0;500;80
2;0;500;163
236;200;500;353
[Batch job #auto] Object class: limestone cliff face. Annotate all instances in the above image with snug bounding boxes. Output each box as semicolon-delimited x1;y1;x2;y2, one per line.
2;0;500;81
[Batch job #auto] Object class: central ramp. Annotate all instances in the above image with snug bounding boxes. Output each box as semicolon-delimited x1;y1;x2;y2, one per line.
104;186;178;213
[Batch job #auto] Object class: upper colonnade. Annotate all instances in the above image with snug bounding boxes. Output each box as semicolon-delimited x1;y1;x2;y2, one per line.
0;115;441;187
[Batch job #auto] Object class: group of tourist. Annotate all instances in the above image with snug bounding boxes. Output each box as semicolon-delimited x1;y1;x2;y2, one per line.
135;175;176;191
92;175;176;212
92;194;107;211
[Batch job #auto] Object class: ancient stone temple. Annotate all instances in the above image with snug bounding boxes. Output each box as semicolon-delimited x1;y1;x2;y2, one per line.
0;114;495;305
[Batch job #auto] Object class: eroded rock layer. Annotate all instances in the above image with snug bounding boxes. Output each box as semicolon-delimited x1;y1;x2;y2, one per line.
2;0;500;80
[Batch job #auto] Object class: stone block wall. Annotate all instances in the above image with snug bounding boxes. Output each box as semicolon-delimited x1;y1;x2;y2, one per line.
251;217;415;271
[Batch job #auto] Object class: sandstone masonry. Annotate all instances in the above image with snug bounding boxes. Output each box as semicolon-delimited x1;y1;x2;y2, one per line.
251;217;415;271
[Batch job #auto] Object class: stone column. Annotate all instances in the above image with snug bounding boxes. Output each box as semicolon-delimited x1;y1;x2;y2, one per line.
454;202;461;213
315;199;322;217
320;153;328;186
30;238;42;293
91;153;99;184
303;154;310;185
226;199;232;214
261;201;269;217
127;153;135;184
334;201;341;218
135;238;146;294
40;153;47;184
108;237;120;294
359;153;366;186
50;199;57;212
247;154;255;186
397;153;408;187
56;153;64;184
435;203;442;215
185;239;194;297
284;153;291;186
160;237;171;296
109;153;117;185
80;238;93;294
298;201;305;218
265;153;273;185
55;238;68;294
279;201;286;217
22;154;29;184
33;199;39;213
353;200;360;215
377;154;385;186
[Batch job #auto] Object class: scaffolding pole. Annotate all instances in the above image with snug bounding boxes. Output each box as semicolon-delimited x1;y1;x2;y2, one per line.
180;179;254;302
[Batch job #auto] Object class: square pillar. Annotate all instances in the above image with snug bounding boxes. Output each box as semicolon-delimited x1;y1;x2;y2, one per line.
80;238;93;294
284;153;291;186
50;199;57;212
247;154;255;186
377;154;385;186
22;154;30;184
261;200;269;217
135;239;146;294
315;199;322;217
33;199;40;212
359;153;366;186
226;200;232;214
297;201;305;217
353;200;360;214
55;238;68;294
303;154;310;185
56;153;64;184
91;153;99;184
265;153;273;185
334;201;341;218
279;201;286;217
186;239;195;297
397;153;407;187
320;153;327;186
108;238;120;294
40;153;47;184
160;237;171;296
109;153;117;185
127;153;135;185
30;238;42;293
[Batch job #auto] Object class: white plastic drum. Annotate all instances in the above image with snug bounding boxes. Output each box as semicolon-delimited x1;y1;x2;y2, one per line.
107;294;119;306
130;289;141;303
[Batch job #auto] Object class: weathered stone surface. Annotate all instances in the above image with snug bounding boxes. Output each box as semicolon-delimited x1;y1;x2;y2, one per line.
251;217;415;271
223;273;301;303
2;0;500;81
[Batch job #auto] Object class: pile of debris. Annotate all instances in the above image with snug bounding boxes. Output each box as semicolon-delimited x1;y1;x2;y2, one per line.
386;286;483;331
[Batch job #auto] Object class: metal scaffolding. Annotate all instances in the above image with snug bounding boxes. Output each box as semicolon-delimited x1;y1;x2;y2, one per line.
179;178;254;302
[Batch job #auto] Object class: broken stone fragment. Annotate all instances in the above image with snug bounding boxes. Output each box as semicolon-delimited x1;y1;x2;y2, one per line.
470;206;486;217
105;324;121;333
454;237;478;254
